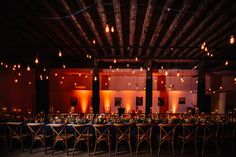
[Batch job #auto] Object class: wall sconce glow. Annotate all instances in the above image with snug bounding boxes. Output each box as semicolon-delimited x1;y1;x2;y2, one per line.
229;35;235;44
35;57;39;64
27;65;30;71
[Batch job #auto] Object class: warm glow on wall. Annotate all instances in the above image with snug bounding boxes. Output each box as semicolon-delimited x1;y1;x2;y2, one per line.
75;90;91;113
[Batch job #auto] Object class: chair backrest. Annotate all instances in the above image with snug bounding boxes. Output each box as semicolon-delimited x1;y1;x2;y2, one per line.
136;123;152;141
6;122;23;137
72;124;91;138
93;124;111;140
158;124;176;141
27;123;45;137
181;124;198;139
114;123;130;139
48;123;67;139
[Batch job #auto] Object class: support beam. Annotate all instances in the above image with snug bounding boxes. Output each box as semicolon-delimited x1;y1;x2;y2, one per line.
92;59;100;115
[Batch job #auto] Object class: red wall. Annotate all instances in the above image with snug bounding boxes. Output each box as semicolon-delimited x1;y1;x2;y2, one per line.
0;68;35;113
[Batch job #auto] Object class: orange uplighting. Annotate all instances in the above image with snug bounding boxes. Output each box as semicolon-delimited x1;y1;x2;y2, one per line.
75;90;91;113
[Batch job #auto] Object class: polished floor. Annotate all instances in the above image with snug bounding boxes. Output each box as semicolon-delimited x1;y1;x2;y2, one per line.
1;144;236;157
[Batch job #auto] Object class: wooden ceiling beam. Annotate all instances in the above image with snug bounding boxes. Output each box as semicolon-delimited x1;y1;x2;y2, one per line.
128;0;137;57
113;0;124;56
147;0;173;57
43;1;87;57
60;0;98;56
154;0;191;58
96;0;115;56
76;0;107;56
137;0;155;57
173;0;225;58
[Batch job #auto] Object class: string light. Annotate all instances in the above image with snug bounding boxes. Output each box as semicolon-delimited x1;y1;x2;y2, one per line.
40;75;43;80
18;73;21;76
201;42;206;50
229;35;235;44
27;65;30;71
219;86;223;90
105;24;110;33
17;64;21;69
43;68;46;72
5;64;8;68
12;67;16;71
14;79;18;83
113;59;116;63
63;64;66;68
108;76;111;81
28;81;32;85
46;76;49;80
147;67;150;71
111;26;114;33
94;76;97;81
74;82;77;86
35;57;39;64
60;81;63;85
92;39;96;44
177;70;180;77
135;57;138;61
61;76;64;80
165;69;168;76
54;73;58;76
127;63;129;67
58;50;62;57
180;77;184;83
225;60;228;66
0;62;3;66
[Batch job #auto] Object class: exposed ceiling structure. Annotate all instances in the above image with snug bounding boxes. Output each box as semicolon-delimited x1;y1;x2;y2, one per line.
0;0;236;71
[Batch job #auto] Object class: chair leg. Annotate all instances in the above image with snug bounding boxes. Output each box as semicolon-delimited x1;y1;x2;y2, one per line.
181;141;185;155
72;141;78;156
136;142;140;155
149;141;152;154
202;139;206;156
171;141;174;156
157;142;161;156
115;141;118;156
30;140;35;153
128;141;132;154
93;141;97;155
195;139;198;155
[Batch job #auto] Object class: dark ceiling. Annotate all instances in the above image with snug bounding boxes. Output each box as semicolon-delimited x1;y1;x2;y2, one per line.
0;0;236;71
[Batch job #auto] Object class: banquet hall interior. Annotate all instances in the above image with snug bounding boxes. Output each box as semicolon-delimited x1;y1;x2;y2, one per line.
0;0;236;157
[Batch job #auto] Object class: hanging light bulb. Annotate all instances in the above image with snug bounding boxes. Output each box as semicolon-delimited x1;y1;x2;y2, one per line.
111;26;114;33
180;77;184;83
92;39;96;44
113;59;116;63
78;73;81;76
234;76;236;82
63;64;66;68
12;67;16;71
132;70;135;74
46;76;49;80
94;76;97;81
204;47;208;52
229;35;235;44
28;81;32;85
35;57;39;64
18;73;21;76
147;67;150;71
225;60;229;66
61;76;64;80
165;69;168;76
5;64;8;68
27;65;30;71
60;81;63;85
17;64;21;69
135;57;138;61
74;82;77;86
140;67;143;71
127;63;129;67
40;75;43;80
54;73;58;76
108;76;111;81
219;86;223;90
14;79;18;83
177;70;180;77
201;42;206;50
105;24;110;33
58;50;62;57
